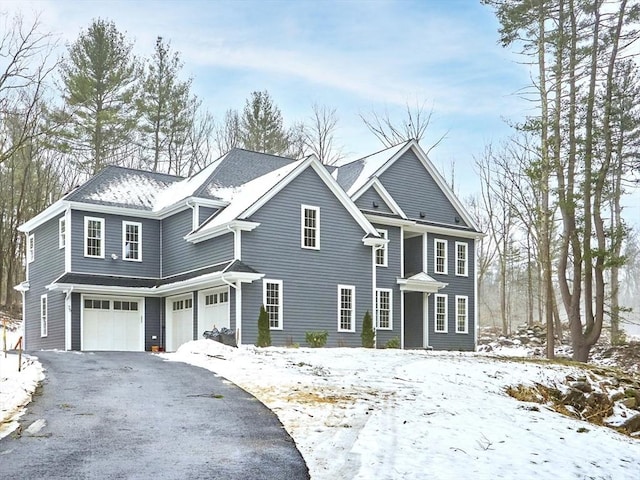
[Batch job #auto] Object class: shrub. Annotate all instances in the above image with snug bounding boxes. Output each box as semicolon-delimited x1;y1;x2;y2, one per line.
305;330;328;347
257;305;271;347
361;310;375;348
385;336;400;349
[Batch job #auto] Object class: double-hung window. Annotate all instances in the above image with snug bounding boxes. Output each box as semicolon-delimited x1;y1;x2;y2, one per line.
264;280;283;330
85;217;105;258
434;239;448;274
40;294;48;337
338;285;355;332
59;217;66;249
301;205;320;250
456;296;468;333
375;229;388;267
376;288;392;330
123;221;142;261
434;294;448;333
456;241;468;277
27;234;35;263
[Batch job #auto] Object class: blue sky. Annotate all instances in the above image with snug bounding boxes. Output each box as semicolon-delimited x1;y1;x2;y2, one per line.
3;1;549;196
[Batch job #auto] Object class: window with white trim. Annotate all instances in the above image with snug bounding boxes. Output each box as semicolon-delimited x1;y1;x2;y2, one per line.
27;234;35;263
376;288;393;330
456;241;468;277
40;294;48;337
59;217;66;249
264;280;283;329
375;229;388;267
434;239;448;274
338;285;355;332
456;296;468;333
435;294;448;333
84;217;105;258
301;205;320;249
123;221;142;261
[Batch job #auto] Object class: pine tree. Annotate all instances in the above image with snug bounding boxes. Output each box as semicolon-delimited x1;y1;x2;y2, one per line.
239;90;289;155
361;310;374;348
257;305;271;347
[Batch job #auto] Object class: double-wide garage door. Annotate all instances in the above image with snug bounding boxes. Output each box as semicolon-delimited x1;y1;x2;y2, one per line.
82;297;143;351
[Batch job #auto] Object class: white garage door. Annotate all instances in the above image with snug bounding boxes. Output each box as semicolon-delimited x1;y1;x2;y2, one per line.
167;295;194;352
198;288;230;338
82;297;143;351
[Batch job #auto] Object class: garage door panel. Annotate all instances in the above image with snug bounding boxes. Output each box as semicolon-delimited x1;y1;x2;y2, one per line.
198;288;230;339
167;295;194;352
82;297;142;351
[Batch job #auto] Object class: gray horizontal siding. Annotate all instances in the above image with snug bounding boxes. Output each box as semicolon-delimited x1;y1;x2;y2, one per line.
24;215;66;350
70;210;161;278
198;206;218;226
161;209;234;277
145;297;162;351
403;235;423;276
241;167;373;347
379;149;467;227
356;187;393;214
372;223;401;347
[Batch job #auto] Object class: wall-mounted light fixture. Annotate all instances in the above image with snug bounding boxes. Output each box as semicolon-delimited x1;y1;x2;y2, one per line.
419;211;426;219
373;201;379;208
111;253;118;260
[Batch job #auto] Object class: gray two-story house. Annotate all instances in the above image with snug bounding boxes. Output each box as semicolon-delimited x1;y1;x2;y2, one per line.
16;140;481;352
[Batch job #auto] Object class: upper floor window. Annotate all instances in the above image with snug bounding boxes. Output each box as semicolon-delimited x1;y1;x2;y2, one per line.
59;217;66;249
456;296;468;334
27;234;35;263
301;205;320;250
376;288;393;330
434;239;448;275
123;221;142;261
338;285;355;332
85;217;105;258
264;279;283;330
456;241;468;277
375;229;388;267
40;294;48;337
435;294;448;333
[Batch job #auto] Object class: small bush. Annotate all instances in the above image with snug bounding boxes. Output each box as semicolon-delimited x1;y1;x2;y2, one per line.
385;337;400;349
257;305;271;347
361;310;374;348
305;331;328;348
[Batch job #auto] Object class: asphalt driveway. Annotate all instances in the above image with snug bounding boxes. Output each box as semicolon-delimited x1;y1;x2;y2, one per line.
0;351;309;479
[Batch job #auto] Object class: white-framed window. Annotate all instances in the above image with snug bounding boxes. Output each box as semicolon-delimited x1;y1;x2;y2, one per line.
456;296;469;333
59;217;66;249
456;241;468;277
84;216;105;258
376;288;393;330
337;285;355;332
40;294;48;337
122;221;142;261
301;205;320;250
264;279;283;330
375;229;388;267
27;234;35;263
434;294;448;333
434;239;448;275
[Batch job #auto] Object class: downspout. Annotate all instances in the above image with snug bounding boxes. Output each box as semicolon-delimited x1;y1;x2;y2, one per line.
221;224;241;345
64;287;74;351
372;244;377;349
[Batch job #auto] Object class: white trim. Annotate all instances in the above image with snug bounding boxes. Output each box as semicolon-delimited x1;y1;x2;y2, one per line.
371;244;377;348
434;238;448;275
474;237;478;347
236;282;242;345
40;294;48;337
363;214;416;228
185;220;259;244
301;204;321;250
375;229;388;267
84;216;105;258
455;241;469;277
59;217;66;249
233;228;242;260
455;295;469;334
375;288;393;330
27;234;35;264
122;220;142;262
400;290;405;349
337;284;356;332
423;293;429;348
192;204;200;230
434;294;448;333
400;226;405;278
353;178;408;219
65;289;72;350
263;279;283;330
422;233;428;273
64;208;72;272
404;222;484;239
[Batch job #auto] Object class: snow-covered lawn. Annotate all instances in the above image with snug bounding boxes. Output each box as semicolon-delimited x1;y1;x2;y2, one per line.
164;341;640;480
0;352;44;440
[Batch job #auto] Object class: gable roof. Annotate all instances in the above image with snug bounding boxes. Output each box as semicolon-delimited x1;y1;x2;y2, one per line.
335;140;481;233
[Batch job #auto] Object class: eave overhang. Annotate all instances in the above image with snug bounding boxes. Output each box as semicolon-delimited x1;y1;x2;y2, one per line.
397;272;448;293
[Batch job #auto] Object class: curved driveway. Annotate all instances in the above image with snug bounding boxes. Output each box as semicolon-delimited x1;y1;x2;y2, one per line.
0;351;309;479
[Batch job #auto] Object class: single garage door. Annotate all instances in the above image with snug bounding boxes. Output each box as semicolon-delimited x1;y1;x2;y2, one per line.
198;287;230;338
82;297;143;351
167;295;193;352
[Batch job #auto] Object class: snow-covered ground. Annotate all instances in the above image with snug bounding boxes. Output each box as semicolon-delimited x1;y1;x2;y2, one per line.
0;351;44;440
164;341;640;480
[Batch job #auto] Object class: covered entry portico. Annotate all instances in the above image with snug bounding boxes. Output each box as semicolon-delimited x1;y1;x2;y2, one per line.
398;272;447;349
